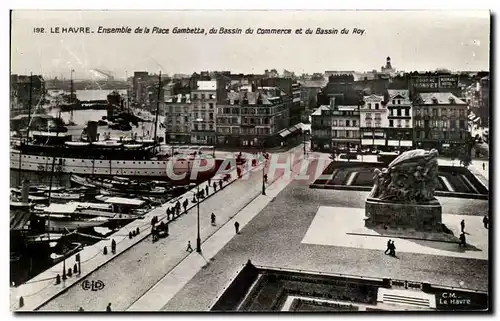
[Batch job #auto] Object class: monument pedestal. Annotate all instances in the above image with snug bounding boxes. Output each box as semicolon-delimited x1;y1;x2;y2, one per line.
365;197;442;232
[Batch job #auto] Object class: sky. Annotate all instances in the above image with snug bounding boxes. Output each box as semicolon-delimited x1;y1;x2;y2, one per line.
10;10;490;79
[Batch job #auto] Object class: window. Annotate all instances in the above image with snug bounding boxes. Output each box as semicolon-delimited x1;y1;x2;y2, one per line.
333;120;337;126
375;122;381;128
353;120;357;127
397;100;401;105
405;119;410;127
397;109;401;116
367;103;372;109
346;120;350;127
366;113;372;120
397;119;402;127
192;94;197;99
392;100;395;105
339;120;345;127
405;109;409;117
375;103;379;110
389;120;394;127
375;113;381;120
366;121;372;127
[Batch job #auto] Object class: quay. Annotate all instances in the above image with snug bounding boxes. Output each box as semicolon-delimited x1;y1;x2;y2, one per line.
11;145;306;311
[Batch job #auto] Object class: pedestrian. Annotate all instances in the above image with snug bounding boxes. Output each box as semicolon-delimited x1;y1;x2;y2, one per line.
186;241;193;253
384;239;392;255
205;185;209;195
192;195;197;203
183;201;187;212
111;239;116;254
211;213;216;226
234;221;240;234
166;207;170;216
459;233;466;248
389;241;396;256
176;201;181;210
483;216;489;229
176;206;180;217
151;217;156;226
483;162;485;170
213;181;217;192
460;219;465;233
106;303;112;312
208;178;211;186
219;180;223;189
78;307;84;312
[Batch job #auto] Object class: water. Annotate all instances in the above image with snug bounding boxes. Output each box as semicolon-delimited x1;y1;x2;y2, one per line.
48;89;127;101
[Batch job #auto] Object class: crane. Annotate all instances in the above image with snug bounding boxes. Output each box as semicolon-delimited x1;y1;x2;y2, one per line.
89;69;115;81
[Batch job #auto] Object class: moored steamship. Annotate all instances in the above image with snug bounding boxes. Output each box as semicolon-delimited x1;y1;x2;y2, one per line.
10;131;226;183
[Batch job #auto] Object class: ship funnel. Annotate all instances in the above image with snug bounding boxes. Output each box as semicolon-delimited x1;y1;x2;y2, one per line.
87;121;98;142
22;179;29;203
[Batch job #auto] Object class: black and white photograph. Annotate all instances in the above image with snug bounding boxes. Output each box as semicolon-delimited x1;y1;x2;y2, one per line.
8;8;491;312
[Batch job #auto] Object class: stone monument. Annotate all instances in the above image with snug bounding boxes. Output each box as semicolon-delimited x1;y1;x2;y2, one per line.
365;149;442;231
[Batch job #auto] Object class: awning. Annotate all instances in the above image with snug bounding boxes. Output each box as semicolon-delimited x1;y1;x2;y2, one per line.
361;139;373;145
374;139;385;146
279;129;291;138
388;140;412;147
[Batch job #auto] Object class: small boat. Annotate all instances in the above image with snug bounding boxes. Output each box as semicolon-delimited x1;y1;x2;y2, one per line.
41;214;109;232
45;192;83;201
10;201;32;210
50;242;83;264
70;174;97;188
25;233;64;244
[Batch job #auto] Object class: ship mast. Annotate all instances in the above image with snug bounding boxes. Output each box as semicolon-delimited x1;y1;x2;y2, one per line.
17;73;33;183
153;71;162;146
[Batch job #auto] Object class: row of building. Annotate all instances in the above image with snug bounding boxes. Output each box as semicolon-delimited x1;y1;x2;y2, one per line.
158;74;303;148
311;89;469;156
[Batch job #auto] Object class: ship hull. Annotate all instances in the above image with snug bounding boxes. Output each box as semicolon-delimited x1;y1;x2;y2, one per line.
11;150;227;183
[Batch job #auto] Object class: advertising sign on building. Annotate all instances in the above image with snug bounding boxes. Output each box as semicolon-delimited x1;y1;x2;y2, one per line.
413;76;439;89
438;75;459;88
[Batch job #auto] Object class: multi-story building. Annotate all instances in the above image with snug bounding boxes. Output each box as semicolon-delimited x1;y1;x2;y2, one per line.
385;89;413;151
310;105;332;152
10;74;45;115
298;79;327;118
478;76;489;127
413;92;469;153
216;85;289;148
359;95;388;151
191;80;217;145
164;93;192;144
330;102;361;152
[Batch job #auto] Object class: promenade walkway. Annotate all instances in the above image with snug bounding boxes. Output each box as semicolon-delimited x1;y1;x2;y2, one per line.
15;145;305;311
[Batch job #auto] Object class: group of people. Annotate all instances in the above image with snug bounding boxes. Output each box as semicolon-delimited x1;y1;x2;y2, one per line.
166;200;186;220
384;240;396;256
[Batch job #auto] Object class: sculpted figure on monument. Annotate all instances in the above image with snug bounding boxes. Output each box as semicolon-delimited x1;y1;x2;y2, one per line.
369;149;439;203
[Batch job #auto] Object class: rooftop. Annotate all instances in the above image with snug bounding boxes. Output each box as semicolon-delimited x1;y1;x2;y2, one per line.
418;92;466;105
311;105;331;116
195;80;217;91
387;89;409;99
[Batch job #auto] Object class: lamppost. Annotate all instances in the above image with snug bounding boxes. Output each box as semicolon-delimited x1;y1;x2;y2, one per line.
196;185;201;253
261;141;266;196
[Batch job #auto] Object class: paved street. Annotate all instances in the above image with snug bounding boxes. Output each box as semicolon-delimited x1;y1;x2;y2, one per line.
37;145;305;311
163;159;489;311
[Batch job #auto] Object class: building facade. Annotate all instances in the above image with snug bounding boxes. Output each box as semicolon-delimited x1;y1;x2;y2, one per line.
385;89;413;151
164;93;192;144
360;95;388;151
191;81;217;145
478;76;489;127
413;92;469;154
330;103;361;151
216;86;289;148
310;105;332;152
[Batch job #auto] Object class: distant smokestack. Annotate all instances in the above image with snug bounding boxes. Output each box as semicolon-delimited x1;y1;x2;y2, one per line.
87;121;98;142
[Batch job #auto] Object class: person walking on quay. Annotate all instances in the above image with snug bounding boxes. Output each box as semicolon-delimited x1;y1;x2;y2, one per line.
106;303;112;312
186;241;193;253
234;221;240;234
211;213;216;226
205;185;209;196
389;241;396;256
459;233;467;248
384;239;392;255
460;219;465;233
183;199;188;213
213;181;217;192
111;239;116;255
483;216;489;229
219;179;223;190
483;162;486;170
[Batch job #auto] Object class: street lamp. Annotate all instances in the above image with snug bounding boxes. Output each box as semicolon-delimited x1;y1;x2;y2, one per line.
262;142;266;196
188;186;202;253
196;185;201;253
